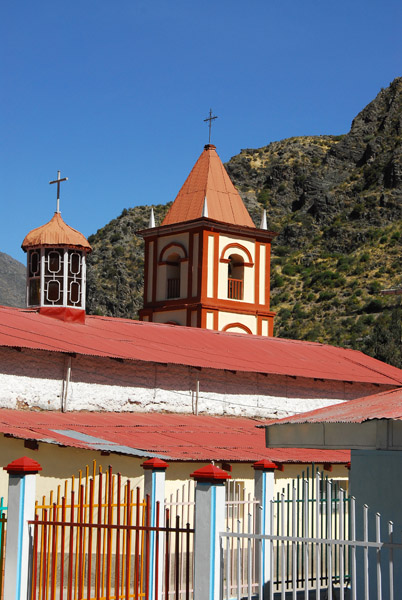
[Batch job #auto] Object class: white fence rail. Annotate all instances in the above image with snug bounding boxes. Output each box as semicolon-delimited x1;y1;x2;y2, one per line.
220;474;402;599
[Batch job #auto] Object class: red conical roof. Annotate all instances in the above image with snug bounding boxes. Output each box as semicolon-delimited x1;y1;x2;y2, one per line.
22;212;92;252
162;145;255;228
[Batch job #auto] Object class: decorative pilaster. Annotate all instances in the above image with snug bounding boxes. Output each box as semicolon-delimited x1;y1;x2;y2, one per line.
253;459;278;599
4;456;42;600
142;457;169;600
191;464;231;600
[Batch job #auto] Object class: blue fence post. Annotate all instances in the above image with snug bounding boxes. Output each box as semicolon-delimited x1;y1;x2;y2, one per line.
3;456;42;600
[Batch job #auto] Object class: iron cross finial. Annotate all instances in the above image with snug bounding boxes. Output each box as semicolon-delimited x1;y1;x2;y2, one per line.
49;170;68;214
204;109;218;145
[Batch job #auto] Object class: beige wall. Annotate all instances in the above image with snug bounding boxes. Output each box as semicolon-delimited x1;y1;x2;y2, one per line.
207;235;214;298
0;435;349;507
191;234;199;297
156;233;189;301
218;235;256;304
153;309;187;326
218;311;257;334
259;244;266;305
147;241;154;302
206;311;214;329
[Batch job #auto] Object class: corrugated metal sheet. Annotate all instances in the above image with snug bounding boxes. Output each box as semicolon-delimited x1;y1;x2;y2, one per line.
0;305;402;385
0;409;350;463
262;387;402;425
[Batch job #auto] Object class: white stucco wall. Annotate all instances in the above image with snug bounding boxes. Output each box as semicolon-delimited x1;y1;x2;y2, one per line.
0;347;390;418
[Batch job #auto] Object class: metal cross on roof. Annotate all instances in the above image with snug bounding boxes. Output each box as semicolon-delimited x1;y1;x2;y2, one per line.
49;170;68;214
204;109;218;144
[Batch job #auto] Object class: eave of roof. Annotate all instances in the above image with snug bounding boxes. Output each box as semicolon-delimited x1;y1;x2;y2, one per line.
263;388;402;451
1;306;402;386
138;216;277;241
0;409;351;463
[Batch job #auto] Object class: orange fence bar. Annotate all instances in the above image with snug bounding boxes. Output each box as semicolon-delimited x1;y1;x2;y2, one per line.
29;462;194;600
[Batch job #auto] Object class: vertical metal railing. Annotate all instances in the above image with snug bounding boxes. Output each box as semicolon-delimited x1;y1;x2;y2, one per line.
224;480;259;598
272;465;351;592
165;480;195;600
29;462;194;600
167;278;180;299
227;278;243;300
220;473;402;599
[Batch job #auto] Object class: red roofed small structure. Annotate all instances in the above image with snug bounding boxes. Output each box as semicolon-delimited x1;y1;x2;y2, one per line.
263;387;402;451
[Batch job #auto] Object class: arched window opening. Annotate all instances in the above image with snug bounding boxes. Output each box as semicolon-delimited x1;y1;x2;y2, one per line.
28;249;41;306
166;252;181;299
44;248;64;306
228;254;244;300
67;250;83;306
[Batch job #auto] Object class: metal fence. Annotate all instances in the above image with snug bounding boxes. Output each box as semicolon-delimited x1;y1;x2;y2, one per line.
165;478;259;600
29;463;194;600
272;465;350;592
220;473;402;599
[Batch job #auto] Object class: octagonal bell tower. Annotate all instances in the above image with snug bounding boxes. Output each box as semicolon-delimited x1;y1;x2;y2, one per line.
21;171;92;323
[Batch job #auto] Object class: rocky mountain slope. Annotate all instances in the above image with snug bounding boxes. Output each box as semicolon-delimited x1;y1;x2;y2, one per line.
86;78;402;368
0;252;25;307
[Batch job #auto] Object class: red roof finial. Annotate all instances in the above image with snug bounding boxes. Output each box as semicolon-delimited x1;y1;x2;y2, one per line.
190;463;231;482
253;459;278;471
5;456;42;474
141;457;169;470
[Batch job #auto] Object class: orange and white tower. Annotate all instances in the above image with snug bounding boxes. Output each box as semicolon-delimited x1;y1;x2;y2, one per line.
139;144;277;335
21;172;92;323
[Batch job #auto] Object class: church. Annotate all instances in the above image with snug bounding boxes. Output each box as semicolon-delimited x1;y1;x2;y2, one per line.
0;143;401;500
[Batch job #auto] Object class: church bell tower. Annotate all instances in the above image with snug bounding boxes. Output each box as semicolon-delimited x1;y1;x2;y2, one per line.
139;144;277;335
21;171;92;323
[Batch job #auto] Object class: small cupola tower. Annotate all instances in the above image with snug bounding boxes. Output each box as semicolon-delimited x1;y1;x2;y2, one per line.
139;137;278;336
21;171;92;323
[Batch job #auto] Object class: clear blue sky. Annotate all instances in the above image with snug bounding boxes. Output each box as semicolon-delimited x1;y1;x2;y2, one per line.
1;0;401;263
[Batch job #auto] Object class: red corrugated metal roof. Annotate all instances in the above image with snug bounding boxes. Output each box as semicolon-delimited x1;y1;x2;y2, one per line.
263;387;402;425
161;145;255;228
0;409;350;463
1;306;402;385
